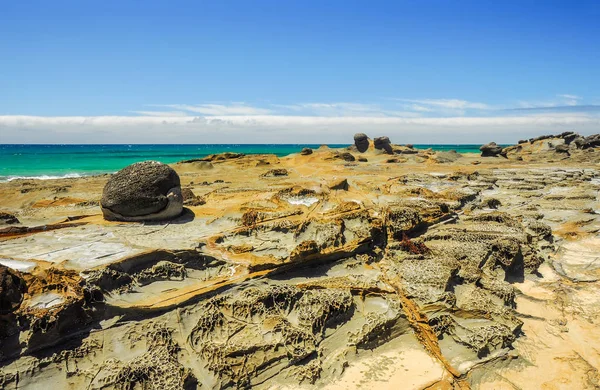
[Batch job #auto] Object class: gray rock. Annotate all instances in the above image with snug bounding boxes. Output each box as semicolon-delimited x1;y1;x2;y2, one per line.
582;134;600;149
101;161;183;222
300;147;313;156
0;212;19;225
336;152;356;162
480;142;503;157
374;136;393;154
555;144;570;154
354;133;370;153
435;150;462;163
560;131;578;144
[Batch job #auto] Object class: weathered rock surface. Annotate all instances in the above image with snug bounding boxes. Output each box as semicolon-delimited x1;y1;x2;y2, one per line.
100;161;183;222
0;266;25;314
1;141;600;389
480;142;503;157
374;136;393;154
354;133;370;153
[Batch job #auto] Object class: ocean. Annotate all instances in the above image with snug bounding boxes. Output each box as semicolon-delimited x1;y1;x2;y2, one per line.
0;144;483;181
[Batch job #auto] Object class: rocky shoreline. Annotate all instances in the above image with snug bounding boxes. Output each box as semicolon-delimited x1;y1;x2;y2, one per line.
0;133;599;389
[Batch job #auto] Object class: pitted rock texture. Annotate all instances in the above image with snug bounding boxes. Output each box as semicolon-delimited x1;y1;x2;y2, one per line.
101;161;183;221
1;140;600;389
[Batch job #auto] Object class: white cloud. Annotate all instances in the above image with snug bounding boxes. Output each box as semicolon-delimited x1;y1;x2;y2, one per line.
131;110;189;117
157;103;273;116
518;94;583;109
397;98;490;110
1;114;598;144
272;102;417;117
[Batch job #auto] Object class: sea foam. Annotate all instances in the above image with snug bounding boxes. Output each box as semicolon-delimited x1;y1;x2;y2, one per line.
0;173;84;183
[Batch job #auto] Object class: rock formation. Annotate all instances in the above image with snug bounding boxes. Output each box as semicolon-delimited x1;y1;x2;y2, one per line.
374;136;393;154
0;266;25;314
354;133;370;153
100;161;183;222
480;142;503;157
1;138;600;389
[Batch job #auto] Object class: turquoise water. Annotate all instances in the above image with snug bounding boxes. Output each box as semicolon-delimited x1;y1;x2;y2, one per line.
0;144;483;181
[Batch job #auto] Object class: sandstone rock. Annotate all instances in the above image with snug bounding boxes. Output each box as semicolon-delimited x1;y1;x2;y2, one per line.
261;169;288;177
101;161;183;222
334;152;356;162
200;152;244;162
329;179;349;191
300;148;313;156
0;266;26;314
555;144;570;154
374;136;393;154
480;142;503;157
358;157;368;162
181;188;206;206
434;150;462;163
354;133;370;153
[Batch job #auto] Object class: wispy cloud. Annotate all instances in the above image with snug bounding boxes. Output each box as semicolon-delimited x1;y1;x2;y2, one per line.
397;98;490;110
131;110;189;117
155;103;273;116
517;94;583;109
272;102;422;117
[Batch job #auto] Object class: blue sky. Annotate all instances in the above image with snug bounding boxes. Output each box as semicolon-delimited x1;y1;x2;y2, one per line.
1;0;599;143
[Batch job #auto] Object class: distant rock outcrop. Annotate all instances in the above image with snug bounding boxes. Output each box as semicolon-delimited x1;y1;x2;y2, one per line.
353;133;370;153
101;161;183;222
374;136;393;154
300;148;313;156
480;142;503;157
496;132;600;162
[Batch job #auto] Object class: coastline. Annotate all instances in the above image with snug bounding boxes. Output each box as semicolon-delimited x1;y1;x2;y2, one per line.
0;144;490;181
1;134;599;389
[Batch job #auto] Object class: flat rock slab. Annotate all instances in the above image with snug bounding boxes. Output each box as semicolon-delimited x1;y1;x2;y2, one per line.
553;236;600;282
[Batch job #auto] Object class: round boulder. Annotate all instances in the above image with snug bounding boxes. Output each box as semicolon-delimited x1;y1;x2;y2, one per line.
101;161;183;222
354;133;370;153
300;147;313;156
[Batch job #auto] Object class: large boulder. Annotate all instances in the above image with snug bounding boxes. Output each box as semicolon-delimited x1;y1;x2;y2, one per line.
0;266;26;314
353;133;370;153
480;142;503;157
101;161;183;222
374;136;393;154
